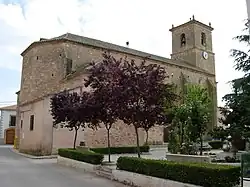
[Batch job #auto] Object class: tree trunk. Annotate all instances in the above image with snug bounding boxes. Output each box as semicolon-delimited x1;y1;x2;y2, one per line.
231;139;238;159
107;128;111;163
200;135;203;155
73;128;78;149
180;123;184;145
145;130;149;145
135;127;141;158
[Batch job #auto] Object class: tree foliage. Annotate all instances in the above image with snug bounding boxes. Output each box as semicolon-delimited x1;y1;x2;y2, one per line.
85;52;177;158
185;85;211;146
169;84;211;155
117;57;177;157
50;91;97;149
208;125;228;141
84;53;123;162
211;25;250;153
51;52;177;156
207;25;250;156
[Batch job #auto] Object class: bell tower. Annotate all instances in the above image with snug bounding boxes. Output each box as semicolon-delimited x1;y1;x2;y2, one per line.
170;16;215;75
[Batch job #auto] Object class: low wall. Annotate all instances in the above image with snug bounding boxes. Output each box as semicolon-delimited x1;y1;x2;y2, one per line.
112;170;200;187
166;153;211;163
57;156;100;173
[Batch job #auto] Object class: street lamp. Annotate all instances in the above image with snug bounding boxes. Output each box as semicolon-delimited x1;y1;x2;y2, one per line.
246;0;250;34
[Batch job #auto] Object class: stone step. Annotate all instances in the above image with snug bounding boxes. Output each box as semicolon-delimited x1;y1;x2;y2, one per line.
99;166;112;173
149;144;168;149
96;170;112;179
96;166;113;179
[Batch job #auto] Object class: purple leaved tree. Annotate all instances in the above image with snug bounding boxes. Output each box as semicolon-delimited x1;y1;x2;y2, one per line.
50;90;97;149
85;52;176;158
85;53;123;162
118;59;176;157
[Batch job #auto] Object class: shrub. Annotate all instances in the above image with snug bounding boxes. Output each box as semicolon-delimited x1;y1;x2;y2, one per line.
211;157;240;163
90;145;150;154
208;140;223;149
58;148;104;165
225;156;240;163
117;157;240;187
234;138;246;151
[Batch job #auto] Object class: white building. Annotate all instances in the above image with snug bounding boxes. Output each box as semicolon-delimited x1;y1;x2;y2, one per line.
0;105;17;139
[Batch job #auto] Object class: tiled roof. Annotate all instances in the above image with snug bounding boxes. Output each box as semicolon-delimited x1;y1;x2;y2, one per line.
0;105;17;111
169;19;213;32
21;33;213;75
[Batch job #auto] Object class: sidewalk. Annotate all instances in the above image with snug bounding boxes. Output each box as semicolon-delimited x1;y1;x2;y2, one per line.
10;148;57;159
244;179;250;187
0;138;4;145
103;148;167;163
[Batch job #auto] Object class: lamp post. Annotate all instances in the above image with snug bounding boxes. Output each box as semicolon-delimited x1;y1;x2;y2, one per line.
246;0;250;34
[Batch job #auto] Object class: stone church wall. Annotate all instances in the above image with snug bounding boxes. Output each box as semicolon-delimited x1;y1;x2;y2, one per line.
18;34;217;152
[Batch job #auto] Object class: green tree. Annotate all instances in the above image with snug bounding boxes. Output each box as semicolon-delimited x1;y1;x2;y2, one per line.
185;84;211;155
216;25;250;156
169;84;211;155
208;125;228;141
171;104;191;147
169;104;193;154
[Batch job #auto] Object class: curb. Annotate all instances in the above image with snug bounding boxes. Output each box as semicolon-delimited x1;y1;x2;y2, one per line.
10;148;58;159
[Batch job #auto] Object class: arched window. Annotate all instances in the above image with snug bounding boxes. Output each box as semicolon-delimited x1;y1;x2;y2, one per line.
180;33;186;47
201;32;206;46
198;77;202;84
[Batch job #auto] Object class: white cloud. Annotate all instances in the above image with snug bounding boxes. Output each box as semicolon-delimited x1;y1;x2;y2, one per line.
0;0;248;106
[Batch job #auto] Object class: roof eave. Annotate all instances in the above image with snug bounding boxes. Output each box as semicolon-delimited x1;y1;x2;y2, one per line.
169;20;214;32
21;42;37;56
20;39;67;56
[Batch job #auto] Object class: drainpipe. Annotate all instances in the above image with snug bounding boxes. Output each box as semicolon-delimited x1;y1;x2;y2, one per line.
246;0;250;35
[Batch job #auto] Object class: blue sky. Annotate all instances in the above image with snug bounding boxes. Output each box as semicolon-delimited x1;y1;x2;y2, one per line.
0;0;248;107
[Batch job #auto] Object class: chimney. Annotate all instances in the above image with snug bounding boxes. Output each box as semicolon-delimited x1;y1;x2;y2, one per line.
126;41;129;47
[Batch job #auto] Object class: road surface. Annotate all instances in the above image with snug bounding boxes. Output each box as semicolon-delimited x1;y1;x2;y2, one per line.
0;146;128;187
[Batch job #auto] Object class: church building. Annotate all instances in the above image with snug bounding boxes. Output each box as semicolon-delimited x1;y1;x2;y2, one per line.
16;17;217;155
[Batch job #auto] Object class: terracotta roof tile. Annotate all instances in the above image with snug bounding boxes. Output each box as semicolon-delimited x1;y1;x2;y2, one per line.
21;33;214;76
0;105;17;111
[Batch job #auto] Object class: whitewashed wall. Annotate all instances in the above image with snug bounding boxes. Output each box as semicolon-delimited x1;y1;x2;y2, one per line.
0;110;16;138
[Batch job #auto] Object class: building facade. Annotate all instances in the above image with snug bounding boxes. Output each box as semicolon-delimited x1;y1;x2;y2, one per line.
0;105;16;143
16;17;217;155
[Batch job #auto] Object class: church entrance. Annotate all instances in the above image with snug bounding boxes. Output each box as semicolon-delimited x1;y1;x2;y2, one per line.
5;127;15;145
163;127;170;142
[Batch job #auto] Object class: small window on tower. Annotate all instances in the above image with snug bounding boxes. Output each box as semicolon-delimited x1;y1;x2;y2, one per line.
66;58;73;75
201;32;206;46
30;115;34;131
180;33;186;47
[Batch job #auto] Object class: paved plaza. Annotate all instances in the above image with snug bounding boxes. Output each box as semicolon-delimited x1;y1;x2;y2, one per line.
0;145;249;187
0;145;128;187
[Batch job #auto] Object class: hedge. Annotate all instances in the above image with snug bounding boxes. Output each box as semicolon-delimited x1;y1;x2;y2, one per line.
117;157;240;187
90;145;150;154
58;148;104;165
208;140;223;149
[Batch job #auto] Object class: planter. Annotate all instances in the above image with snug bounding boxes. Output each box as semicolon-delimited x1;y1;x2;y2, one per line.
102;161;116;166
166;153;211;163
57;156;100;173
76;146;90;152
112;170;200;187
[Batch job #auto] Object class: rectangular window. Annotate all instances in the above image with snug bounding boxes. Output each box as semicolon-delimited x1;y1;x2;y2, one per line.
30;115;34;131
66;58;73;75
9;115;16;127
21;120;23;129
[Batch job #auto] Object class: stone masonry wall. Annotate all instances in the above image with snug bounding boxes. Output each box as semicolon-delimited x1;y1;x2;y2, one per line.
20;40;216;106
19;40;217;150
84;121;145;148
19;42;65;105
